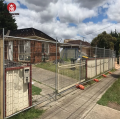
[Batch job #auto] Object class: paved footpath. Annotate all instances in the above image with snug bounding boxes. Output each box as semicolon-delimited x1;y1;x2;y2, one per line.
39;69;120;119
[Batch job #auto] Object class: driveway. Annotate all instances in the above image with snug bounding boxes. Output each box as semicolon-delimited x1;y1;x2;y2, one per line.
32;66;85;94
39;69;120;119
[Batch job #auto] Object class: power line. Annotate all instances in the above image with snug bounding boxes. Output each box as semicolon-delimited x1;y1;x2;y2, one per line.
79;24;115;43
81;24;115;38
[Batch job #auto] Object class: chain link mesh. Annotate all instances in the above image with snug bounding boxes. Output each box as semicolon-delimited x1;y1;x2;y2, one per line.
0;36;116;118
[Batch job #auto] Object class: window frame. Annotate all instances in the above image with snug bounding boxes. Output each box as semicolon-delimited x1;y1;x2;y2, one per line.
42;42;49;61
18;41;31;62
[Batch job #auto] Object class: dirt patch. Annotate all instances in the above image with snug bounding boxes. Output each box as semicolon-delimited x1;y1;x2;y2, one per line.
108;102;120;111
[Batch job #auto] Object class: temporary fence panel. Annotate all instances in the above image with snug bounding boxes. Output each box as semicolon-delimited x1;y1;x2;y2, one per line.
96;59;101;75
87;59;96;79
60;48;79;60
0;32;116;119
57;61;86;93
4;35;58;118
5;67;30;117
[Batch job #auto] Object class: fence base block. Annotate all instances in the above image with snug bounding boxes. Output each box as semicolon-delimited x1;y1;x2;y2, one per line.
75;84;84;90
102;74;107;77
108;71;112;74
93;79;99;82
79;85;84;90
75;84;79;88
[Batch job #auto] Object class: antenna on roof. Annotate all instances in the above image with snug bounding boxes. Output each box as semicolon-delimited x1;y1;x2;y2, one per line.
82;37;85;42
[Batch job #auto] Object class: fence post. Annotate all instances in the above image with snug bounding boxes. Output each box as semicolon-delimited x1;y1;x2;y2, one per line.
111;50;113;69
110;49;112;70
79;42;82;82
0;28;4;119
86;58;87;81
108;49;110;71
95;45;97;76
57;62;59;93
55;38;58;100
100;58;101;74
115;51;116;69
103;47;105;72
3;28;5;119
112;50;114;69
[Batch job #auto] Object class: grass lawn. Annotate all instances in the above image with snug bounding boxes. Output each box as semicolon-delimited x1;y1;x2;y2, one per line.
9;107;44;119
35;62;56;72
32;84;42;95
35;62;116;88
35;62;85;80
97;77;120;106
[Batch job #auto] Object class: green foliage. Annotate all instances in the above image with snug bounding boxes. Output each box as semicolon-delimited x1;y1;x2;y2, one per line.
97;77;120;106
0;0;17;30
111;29;119;38
110;30;120;57
9;107;44;119
32;85;42;95
91;31;116;49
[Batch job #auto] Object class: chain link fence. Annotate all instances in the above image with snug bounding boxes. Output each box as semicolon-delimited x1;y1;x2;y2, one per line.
0;29;116;118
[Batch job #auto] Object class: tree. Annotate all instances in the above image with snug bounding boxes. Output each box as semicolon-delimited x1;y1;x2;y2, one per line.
91;31;116;50
111;29;119;38
110;30;120;56
0;0;17;30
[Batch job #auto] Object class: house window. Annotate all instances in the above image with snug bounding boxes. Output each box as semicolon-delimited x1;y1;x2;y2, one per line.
42;43;49;60
19;41;31;61
42;43;49;54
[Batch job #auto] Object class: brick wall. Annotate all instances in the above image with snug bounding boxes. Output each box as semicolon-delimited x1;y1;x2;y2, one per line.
13;40;18;62
32;42;60;63
49;43;60;61
5;40;60;64
31;41;42;63
5;41;8;59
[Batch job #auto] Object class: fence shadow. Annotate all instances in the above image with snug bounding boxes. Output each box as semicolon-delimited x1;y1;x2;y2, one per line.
111;74;120;79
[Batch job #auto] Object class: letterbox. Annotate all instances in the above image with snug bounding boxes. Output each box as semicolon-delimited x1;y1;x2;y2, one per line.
24;67;30;83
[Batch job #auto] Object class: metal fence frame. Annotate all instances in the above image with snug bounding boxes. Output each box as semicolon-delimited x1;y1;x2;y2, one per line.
0;28;116;119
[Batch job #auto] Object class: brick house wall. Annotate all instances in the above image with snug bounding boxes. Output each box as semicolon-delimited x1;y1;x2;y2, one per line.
49;43;60;61
13;40;19;62
5;41;8;59
5;40;60;64
31;41;42;63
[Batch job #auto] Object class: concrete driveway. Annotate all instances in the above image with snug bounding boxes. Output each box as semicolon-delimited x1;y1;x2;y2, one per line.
32;66;85;94
39;69;120;119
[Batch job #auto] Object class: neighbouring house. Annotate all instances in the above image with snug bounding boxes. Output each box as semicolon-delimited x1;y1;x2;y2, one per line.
60;39;91;59
0;28;60;64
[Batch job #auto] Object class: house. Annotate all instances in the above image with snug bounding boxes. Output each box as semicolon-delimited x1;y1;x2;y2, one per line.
1;28;60;63
60;39;91;59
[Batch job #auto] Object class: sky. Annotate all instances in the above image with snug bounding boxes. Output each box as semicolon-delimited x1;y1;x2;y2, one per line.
5;0;120;43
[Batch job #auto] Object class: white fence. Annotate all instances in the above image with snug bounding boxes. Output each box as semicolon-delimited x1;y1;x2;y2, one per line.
87;58;115;78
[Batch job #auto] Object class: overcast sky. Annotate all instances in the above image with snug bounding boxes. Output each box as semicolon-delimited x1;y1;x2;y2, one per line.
5;0;120;43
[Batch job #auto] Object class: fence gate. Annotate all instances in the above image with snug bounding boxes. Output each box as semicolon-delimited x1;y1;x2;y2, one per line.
3;34;57;118
0;28;116;119
57;60;86;93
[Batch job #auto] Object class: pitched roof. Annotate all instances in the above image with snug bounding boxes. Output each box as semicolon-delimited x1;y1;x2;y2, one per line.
10;28;56;41
67;40;91;46
0;28;56;41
